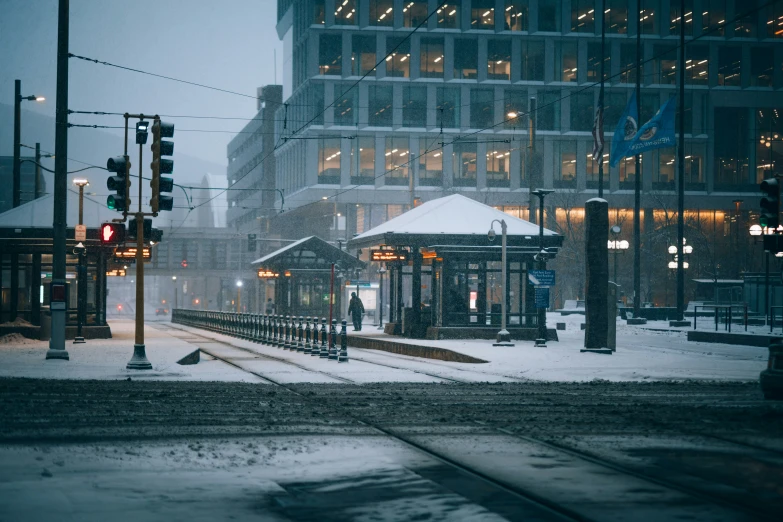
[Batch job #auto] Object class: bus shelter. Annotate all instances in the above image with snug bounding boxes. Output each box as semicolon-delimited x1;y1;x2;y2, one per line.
348;195;563;340
251;236;365;320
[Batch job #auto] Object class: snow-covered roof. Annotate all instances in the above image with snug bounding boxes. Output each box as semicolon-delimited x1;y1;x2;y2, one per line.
351;194;557;242
0;189;118;228
251;236;313;265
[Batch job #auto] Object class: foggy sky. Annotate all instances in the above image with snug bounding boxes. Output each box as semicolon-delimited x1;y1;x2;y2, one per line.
0;0;284;168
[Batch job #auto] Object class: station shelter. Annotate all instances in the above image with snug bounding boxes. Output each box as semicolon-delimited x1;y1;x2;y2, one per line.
348;194;563;340
251;236;365;321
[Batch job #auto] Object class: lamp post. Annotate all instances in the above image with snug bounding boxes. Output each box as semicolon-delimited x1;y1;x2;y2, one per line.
13;80;45;208
607;225;629;285
668;239;692;312
378;265;387;330
72;178;89;344
750;224;769;326
236;280;243;313
488;218;513;345
172;276;178;310
532;189;554;347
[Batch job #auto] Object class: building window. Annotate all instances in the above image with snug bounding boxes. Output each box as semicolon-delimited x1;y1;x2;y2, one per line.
714;107;750;189
386;37;410;78
385;137;410;185
310;83;325;125
653;45;677;85
684;46;709;85
656;151;676;190
454;39;478;79
556;41;578;82
519;39;544;81
351;136;375;184
318;137;341;184
701;0;726;36
419;138;443;185
420;38;444;78
570;91;594;132
333;86;357;126
619;44;637;84
319;34;342;75
684;143;705;188
334;0;357;25
472;0;495;29
452;142;477;185
368;84;393;126
537;0;561;32
669;0;694;36
403;1;428;27
755;108;783;181
751;48;773;88
486;142;511;187
470;89;494;128
504;0;529;31
639;0;658;34
764;2;783;39
537;90;561;131
554;141;576;188
734;0;757;37
605;0;628;34
571;1;595;33
604;92;627;137
587;144;611;190
352;35;376;76
718;47;741;87
504;89;528;130
437;1;460;29
436;87;460;129
402;85;427;127
618;155;636;189
487;39;511;81
369;0;394;26
313;0;325;24
587;42;610;83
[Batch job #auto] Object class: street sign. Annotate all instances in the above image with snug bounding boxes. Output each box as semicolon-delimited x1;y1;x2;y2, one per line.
529;269;556;287
74;224;87;242
371;248;408;262
535;287;550;308
106;269;126;277
114;247;150;260
345;280;372;287
257;269;279;278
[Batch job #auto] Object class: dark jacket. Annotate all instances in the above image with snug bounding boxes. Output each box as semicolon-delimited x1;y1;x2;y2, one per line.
348;296;365;318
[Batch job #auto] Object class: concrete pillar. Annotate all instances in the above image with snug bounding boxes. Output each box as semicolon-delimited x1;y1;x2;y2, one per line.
584;198;609;351
31;253;41;326
411;250;422;334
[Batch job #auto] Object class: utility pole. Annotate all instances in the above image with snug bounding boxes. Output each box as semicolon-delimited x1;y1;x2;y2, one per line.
46;0;70;361
532;189;554;346
633;4;643;321
597;0;606;198
675;0;687;324
13;80;21;208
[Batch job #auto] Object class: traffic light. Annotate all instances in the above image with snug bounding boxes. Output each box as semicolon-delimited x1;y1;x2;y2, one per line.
247;233;257;252
127;217;152;240
149;228;163;243
760;178;780;229
106;155;131;212
150;120;175;213
99;223;125;245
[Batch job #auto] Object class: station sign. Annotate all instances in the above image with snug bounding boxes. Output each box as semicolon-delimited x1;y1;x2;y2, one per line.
535;287;550;308
371;247;408;262
528;269;556;287
106;268;127;277
114;247;151;260
257;269;280;279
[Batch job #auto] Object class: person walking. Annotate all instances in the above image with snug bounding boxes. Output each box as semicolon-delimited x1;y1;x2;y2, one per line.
347;292;365;331
265;298;276;315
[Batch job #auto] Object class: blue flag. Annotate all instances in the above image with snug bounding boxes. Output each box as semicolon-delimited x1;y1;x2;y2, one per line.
625;96;676;158
609;92;638;168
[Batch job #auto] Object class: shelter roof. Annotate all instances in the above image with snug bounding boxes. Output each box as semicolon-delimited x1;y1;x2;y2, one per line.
251;236;365;271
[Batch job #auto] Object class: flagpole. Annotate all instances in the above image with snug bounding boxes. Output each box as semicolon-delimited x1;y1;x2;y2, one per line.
633;0;642;318
676;0;686;322
597;0;606;199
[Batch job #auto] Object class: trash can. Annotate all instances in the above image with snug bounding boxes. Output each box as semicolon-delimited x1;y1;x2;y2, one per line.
39;306;52;341
490;303;501;325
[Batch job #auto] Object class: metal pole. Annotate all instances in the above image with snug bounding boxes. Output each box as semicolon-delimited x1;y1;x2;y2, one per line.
614;250;618;284
237;285;241;313
597;0;606;198
528;97;537;224
329;263;335;327
498;220;511;344
46;0;70;360
633;3;642;319
74;185;85;343
766;251;770;327
128;139;151;369
378;267;385;329
35;143;41;200
13;79;21;208
676;0;686;322
535;192;548;346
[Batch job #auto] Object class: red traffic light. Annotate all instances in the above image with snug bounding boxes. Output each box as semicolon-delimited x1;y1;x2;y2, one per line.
181;259;188;268
100;223;125;245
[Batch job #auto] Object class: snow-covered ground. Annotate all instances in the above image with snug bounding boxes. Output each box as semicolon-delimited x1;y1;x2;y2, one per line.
0;314;768;383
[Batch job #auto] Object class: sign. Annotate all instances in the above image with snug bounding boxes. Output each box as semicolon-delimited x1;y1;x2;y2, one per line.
100;223;125;245
345;280;372;287
75;224;87;242
106;269;126;277
114;247;151;260
371;249;408;262
257;269;279;278
528;269;556;287
535;287;550;308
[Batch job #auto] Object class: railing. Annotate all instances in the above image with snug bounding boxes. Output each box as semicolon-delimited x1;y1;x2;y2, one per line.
693;304;748;332
171;309;349;362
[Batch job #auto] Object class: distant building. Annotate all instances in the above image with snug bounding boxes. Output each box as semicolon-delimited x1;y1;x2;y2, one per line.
0;156;45;213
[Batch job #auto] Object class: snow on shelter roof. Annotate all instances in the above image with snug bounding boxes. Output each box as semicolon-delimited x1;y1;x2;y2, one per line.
350;194;558;244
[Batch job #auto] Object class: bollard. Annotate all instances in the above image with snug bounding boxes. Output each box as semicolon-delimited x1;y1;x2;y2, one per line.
304;317;313;355
328;319;339;360
338;320;348;362
253;314;261;343
286;315;293;350
260;315;267;344
281;315;289;350
278;315;285;348
271;315;278;347
319;318;329;358
297;316;304;352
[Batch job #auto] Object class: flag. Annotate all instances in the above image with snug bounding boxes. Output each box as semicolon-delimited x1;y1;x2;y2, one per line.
625;96;677;158
591;102;604;161
609;92;638;168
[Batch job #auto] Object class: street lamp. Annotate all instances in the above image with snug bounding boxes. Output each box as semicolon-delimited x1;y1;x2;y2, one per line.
13;80;45;208
750;224;772;328
607;225;629;285
531;189;554;347
488;219;512;345
667;239;693;270
377;265;387;330
236;280;243;313
72;178;90;345
172;276;178;310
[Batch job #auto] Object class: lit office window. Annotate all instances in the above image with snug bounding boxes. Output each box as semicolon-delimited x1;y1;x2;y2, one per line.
350;136;375;183
368;84;393;126
318;137;342;183
486;142;511;186
669;0;694;36
419;138;443;185
701;0;727;36
653;45;677;85
751;48;773;87
519;39;544;81
386;37;410;78
504;89;528;130
334;0;358;25
437;1;460;29
587;42;610;83
556;41;578;82
452;142;477;185
717;47;741;87
571;1;595;33
487;40;512;81
369;0;394;26
313;0;325;24
385;137;410;185
504;0;528;31
764;2;783;38
454;39;478;79
420;38;445;79
605;0;628;34
319;34;342;75
472;0;495;29
403;1;428;27
619;44;637;84
554;141;576;188
332;86;356;126
352;35;376;76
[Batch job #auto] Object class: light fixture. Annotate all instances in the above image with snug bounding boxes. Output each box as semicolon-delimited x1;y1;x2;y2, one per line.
668;245;678;255
236;280;243;287
750;224;763;236
72;178;89;187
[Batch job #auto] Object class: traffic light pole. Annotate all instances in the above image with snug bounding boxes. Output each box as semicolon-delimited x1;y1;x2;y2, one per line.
127;137;151;370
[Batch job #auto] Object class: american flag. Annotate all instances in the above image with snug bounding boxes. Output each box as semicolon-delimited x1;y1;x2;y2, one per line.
591;102;604;161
